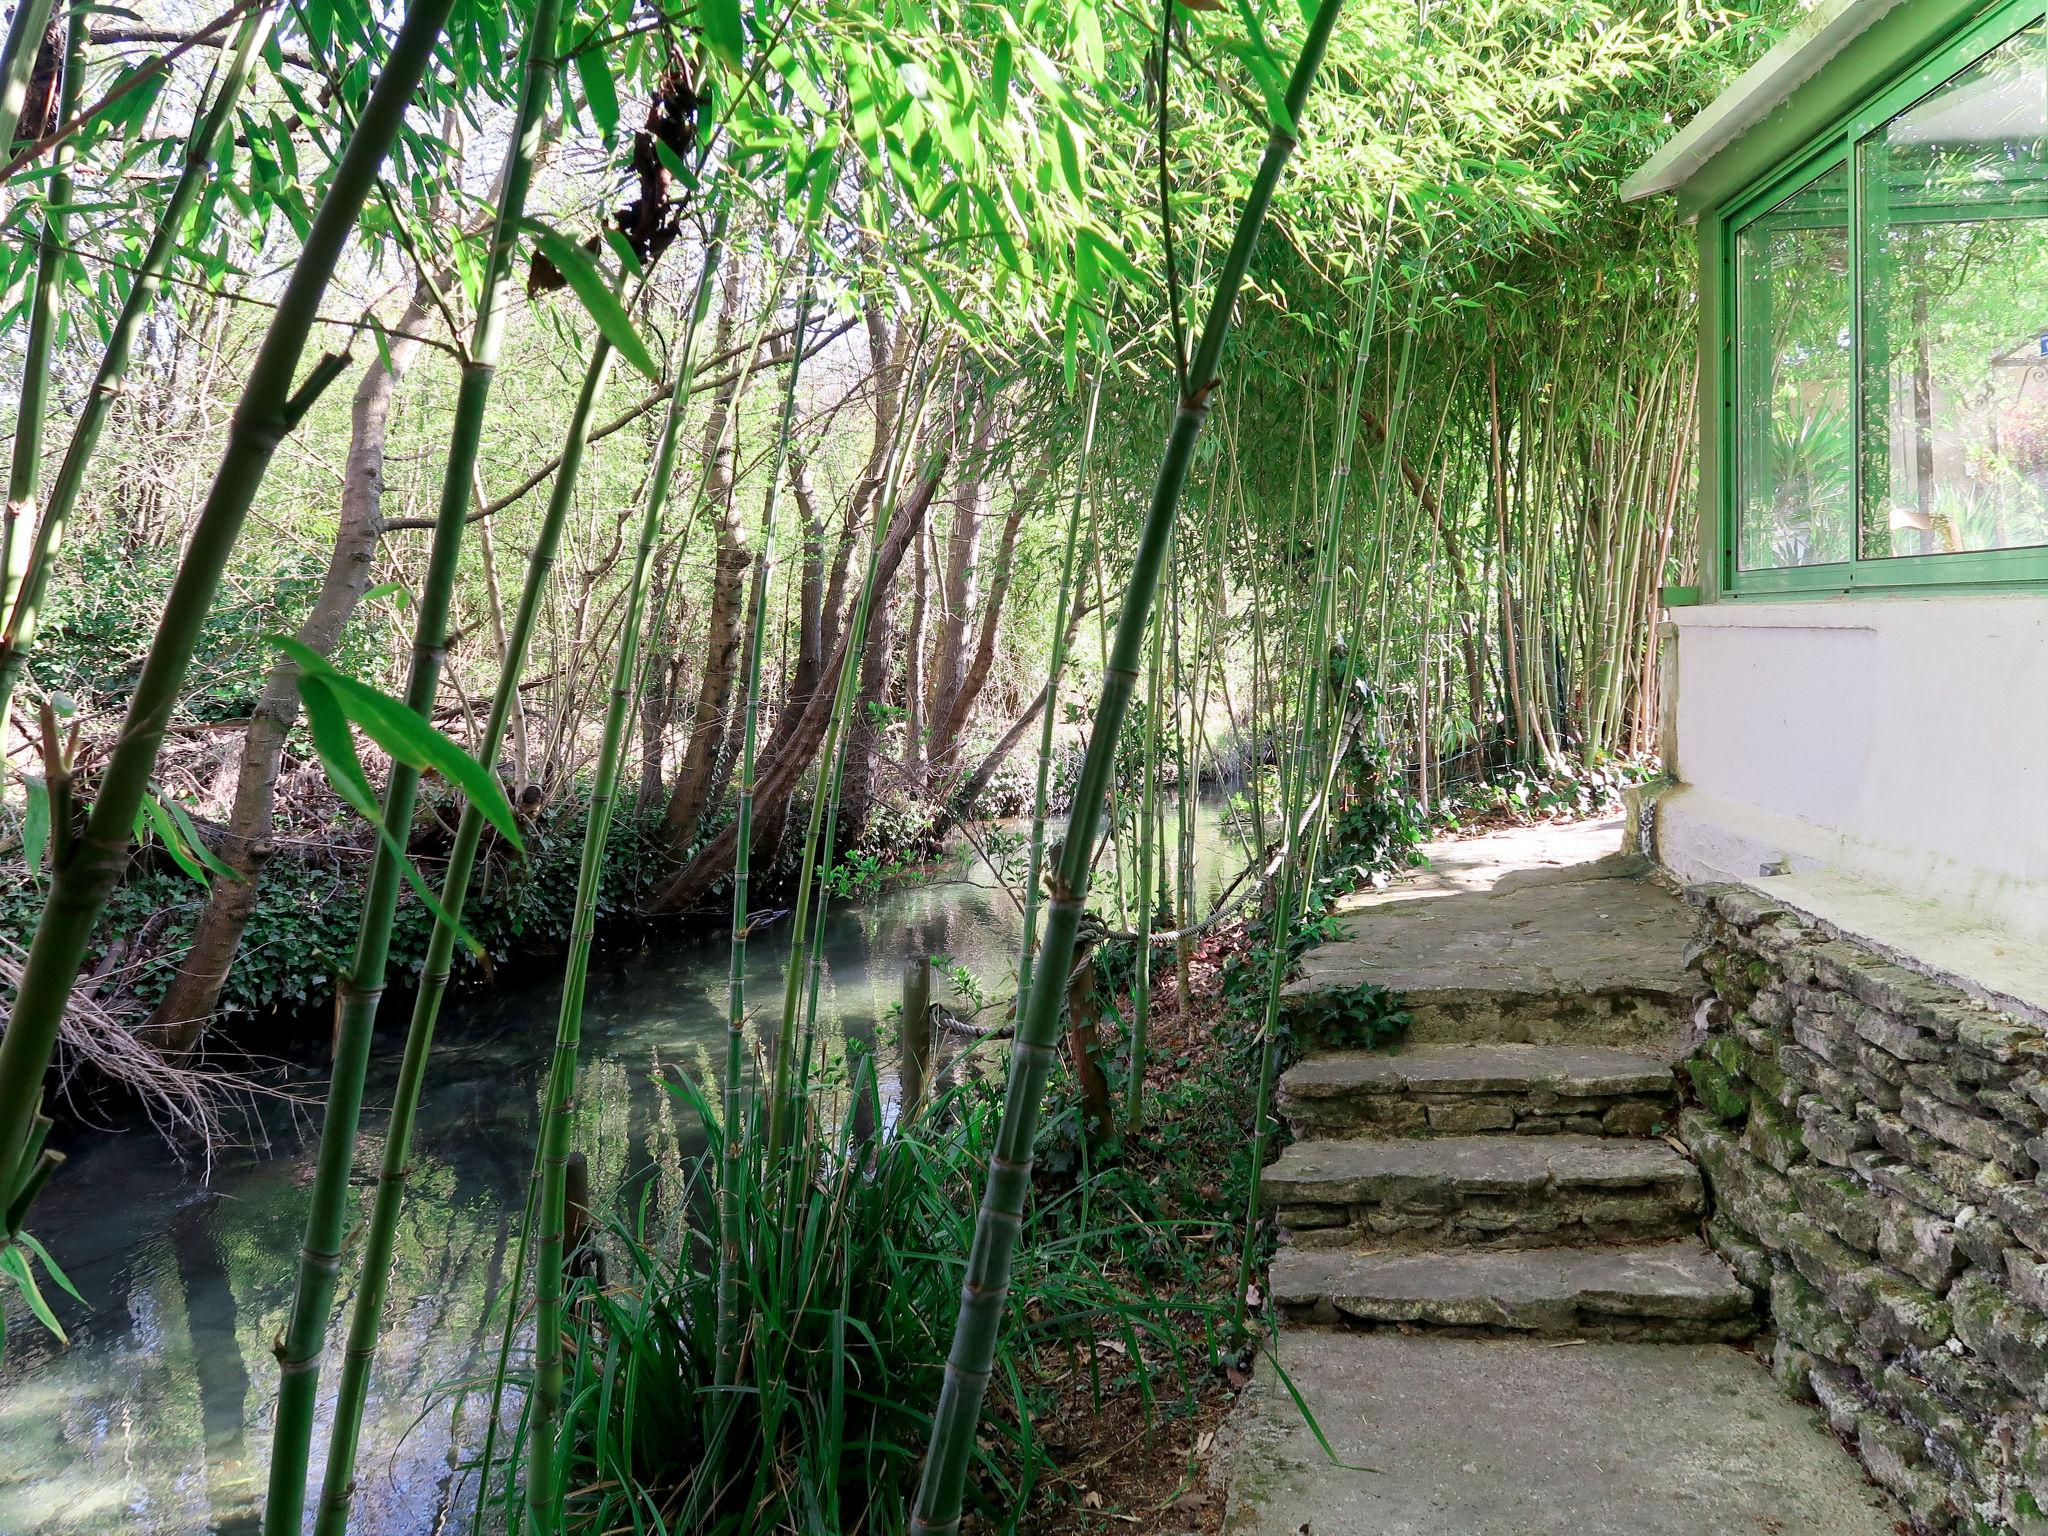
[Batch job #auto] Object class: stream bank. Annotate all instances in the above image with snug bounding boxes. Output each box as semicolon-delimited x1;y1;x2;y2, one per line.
0;800;1251;1535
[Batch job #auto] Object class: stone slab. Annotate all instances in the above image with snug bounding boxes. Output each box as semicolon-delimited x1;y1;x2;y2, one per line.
1263;1132;1700;1200
1271;1240;1752;1337
1280;1046;1680;1138
1285;872;1700;1049
1283;1044;1678;1099
1219;1332;1899;1536
1335;816;1640;910
1264;1133;1703;1250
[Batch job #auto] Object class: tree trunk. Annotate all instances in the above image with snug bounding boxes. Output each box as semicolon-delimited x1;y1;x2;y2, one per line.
650;468;944;911
836;544;900;846
660;261;754;849
927;484;1029;771
143;287;437;1054
924;389;995;765
903;516;930;772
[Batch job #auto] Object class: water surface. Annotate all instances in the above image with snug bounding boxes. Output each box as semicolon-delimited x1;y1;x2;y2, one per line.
0;802;1247;1535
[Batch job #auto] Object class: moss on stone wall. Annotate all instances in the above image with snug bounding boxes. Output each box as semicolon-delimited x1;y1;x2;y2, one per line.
1682;883;2048;1535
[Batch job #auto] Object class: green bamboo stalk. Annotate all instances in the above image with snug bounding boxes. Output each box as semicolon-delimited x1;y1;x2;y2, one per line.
1124;573;1164;1135
783;348;938;1137
526;212;737;1536
0;0;458;1227
716;263;815;1388
1;0;80;705
0;4;277;732
909;7;1343;1528
305;0;575;1522
262;38;562;1535
0;0;58;166
1013;348;1107;1006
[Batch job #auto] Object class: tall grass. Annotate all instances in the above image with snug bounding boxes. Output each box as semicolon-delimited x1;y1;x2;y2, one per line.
501;1066;1232;1535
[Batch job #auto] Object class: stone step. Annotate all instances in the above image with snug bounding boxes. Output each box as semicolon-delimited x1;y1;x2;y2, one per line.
1279;1044;1678;1139
1271;1240;1755;1340
1281;874;1699;1049
1264;1132;1704;1250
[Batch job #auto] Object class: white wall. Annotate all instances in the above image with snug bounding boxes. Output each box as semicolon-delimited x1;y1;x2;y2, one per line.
1654;593;2048;1013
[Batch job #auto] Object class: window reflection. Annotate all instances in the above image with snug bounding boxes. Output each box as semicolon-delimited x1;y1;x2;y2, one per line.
1736;162;1855;570
1860;19;2048;559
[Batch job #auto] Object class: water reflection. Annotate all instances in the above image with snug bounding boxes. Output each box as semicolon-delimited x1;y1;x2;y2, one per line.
0;802;1245;1534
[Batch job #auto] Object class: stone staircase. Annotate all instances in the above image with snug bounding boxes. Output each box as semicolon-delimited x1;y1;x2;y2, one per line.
1220;818;1901;1536
1261;823;1756;1342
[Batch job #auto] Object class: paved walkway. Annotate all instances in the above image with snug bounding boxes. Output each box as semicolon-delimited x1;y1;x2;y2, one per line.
1221;817;1897;1535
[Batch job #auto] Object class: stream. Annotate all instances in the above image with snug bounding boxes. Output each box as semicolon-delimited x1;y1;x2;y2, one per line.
0;799;1246;1535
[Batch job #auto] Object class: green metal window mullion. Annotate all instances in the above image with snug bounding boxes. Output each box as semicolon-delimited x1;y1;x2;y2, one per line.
1854;123;1892;576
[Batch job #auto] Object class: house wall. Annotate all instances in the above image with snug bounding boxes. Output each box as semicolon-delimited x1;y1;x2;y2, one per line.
1650;593;2048;1015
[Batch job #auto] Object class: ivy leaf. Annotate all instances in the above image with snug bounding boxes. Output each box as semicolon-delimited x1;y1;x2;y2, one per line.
517;220;660;382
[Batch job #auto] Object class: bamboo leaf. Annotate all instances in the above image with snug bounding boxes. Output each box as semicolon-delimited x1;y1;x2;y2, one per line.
701;0;744;67
291;672;489;955
518;221;660;382
15;1231;82;1306
271;638;523;850
0;1245;66;1345
573;38;618;138
20;777;48;880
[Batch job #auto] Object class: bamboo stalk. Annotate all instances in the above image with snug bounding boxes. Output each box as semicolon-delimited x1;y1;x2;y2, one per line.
261;38;574;1536
713;249;814;1389
1124;565;1165;1135
526;209;736;1536
0;0;79;712
908;7;1344;1527
1014;343;1107;1007
303;2;576;1523
0;4;276;733
0;0;458;1234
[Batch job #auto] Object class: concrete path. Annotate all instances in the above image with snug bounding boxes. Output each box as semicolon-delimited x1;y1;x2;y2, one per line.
1224;817;1898;1534
1222;1334;1899;1536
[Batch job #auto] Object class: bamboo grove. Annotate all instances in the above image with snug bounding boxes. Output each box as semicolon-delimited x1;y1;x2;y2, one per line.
0;0;1789;1529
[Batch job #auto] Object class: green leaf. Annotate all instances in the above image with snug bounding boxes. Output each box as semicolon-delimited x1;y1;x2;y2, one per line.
16;1232;82;1306
133;789;235;888
701;0;744;68
271;638;523;850
574;39;619;139
0;1245;66;1346
518;221;660;382
289;673;489;956
361;580;411;605
21;777;48;880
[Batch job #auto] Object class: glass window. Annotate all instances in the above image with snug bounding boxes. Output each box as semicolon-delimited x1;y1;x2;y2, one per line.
1735;162;1855;570
1859;19;2048;559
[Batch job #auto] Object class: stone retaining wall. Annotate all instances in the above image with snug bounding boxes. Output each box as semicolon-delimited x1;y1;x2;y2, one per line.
1683;883;2048;1535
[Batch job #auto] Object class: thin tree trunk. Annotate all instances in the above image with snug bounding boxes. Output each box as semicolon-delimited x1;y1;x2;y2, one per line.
924;389;996;764
651;468;945;912
661;259;756;848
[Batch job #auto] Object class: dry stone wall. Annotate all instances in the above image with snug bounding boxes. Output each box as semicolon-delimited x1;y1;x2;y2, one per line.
1683;883;2048;1535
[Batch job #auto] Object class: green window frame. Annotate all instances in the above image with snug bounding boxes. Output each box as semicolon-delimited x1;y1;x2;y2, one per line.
1714;0;2048;598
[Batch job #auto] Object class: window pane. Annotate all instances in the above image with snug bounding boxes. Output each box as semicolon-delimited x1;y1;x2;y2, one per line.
1736;162;1855;570
1860;19;2048;559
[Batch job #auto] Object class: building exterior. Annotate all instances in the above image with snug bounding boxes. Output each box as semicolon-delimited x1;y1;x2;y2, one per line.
1625;0;2048;1018
1631;8;2048;1528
